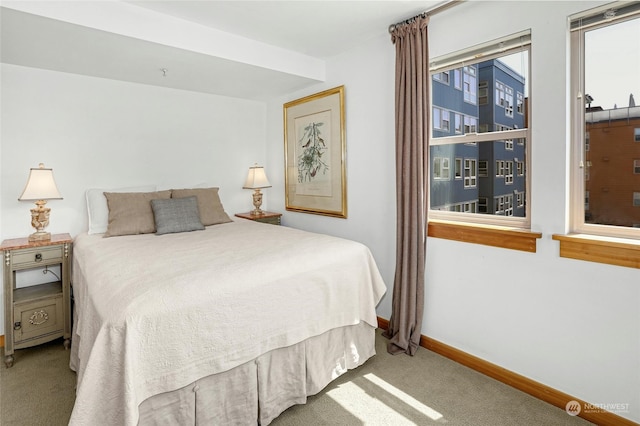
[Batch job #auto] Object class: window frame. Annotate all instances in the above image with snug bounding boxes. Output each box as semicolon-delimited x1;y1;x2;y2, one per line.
569;8;640;240
554;3;640;269
428;30;532;231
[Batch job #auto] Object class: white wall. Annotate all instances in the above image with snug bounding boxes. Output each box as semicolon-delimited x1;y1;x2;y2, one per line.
265;32;398;318
0;63;267;332
267;1;639;422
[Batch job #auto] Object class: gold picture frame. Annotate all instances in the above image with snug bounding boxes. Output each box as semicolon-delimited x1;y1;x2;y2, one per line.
284;86;347;218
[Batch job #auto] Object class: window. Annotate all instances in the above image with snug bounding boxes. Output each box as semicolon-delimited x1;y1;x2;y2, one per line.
505;86;514;118
585;190;590;211
463;201;477;213
479;81;489;105
479;197;488;213
433;157;450;179
570;6;640;238
517;160;524;176
464;158;477;188
433;107;451;132
455;113;463;134
496;81;505;107
517;92;524;114
434;71;450;84
455;158;462;179
464;116;477;133
454;69;462;90
505;161;514;184
479;160;488;177
429;30;533;247
505;139;514;150
463;66;477;104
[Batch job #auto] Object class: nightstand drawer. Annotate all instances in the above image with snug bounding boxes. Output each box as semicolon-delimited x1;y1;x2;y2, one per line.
13;295;64;344
258;216;281;225
11;245;64;269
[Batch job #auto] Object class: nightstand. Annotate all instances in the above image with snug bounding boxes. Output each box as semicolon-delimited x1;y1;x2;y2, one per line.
235;211;282;225
2;234;72;368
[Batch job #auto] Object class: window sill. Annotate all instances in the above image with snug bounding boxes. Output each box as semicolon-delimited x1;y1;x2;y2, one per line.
552;233;640;269
427;220;542;252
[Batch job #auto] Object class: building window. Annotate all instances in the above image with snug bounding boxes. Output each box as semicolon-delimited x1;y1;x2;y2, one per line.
479;197;488;213
517;160;524;176
455;113;463;134
516;192;525;208
433;107;451;132
434;71;450;84
429;31;531;230
454;69;462;90
442;110;450;132
495;81;505;107
505;139;514;150
479;81;489;105
585;131;590;151
585;190;590;211
463;66;477;105
505;161;514;184
455;158;462;179
570;8;640;238
517;92;524;114
464;116;477;133
479;160;488;177
433;157;450;180
495;194;514;216
464;158;477;188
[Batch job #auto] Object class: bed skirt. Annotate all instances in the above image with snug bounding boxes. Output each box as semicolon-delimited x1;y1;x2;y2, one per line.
137;321;376;425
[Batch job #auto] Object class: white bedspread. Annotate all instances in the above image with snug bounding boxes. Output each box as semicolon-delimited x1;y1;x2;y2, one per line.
69;220;386;425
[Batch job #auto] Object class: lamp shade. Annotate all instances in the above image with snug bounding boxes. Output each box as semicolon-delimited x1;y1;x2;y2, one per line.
243;165;271;189
18;163;63;201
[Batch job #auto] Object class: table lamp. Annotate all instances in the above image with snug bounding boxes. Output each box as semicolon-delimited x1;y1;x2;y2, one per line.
243;164;271;216
18;163;63;242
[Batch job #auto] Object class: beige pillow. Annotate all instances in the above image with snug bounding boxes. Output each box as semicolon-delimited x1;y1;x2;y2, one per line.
104;190;172;237
171;187;231;226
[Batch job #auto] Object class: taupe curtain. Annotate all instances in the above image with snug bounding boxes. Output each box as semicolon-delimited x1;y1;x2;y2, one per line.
383;16;429;356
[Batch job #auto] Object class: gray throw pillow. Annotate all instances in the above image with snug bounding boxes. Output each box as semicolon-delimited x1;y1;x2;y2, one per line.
170;187;232;226
151;196;205;235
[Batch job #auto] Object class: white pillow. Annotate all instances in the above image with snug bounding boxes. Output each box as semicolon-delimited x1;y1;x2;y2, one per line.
86;185;156;234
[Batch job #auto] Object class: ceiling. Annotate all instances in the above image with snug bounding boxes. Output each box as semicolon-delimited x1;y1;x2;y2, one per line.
1;1;445;100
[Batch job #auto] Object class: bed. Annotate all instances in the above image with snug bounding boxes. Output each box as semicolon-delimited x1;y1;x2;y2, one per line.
68;188;386;425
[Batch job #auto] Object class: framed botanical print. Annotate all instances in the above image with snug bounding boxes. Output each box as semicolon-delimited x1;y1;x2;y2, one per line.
283;86;347;218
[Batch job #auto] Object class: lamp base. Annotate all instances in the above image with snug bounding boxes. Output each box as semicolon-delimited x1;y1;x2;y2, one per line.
250;189;265;216
28;231;51;242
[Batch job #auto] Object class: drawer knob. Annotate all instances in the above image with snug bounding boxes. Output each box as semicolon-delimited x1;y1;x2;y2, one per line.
29;310;49;325
14;322;21;330
34;253;43;262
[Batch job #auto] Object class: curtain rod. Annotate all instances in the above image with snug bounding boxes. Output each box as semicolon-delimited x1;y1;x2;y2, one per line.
388;0;463;33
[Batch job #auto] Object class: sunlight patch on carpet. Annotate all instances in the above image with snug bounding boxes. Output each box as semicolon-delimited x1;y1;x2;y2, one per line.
363;373;444;421
326;373;444;424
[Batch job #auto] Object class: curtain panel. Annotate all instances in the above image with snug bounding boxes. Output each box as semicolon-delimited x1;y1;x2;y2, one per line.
383;16;429;356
